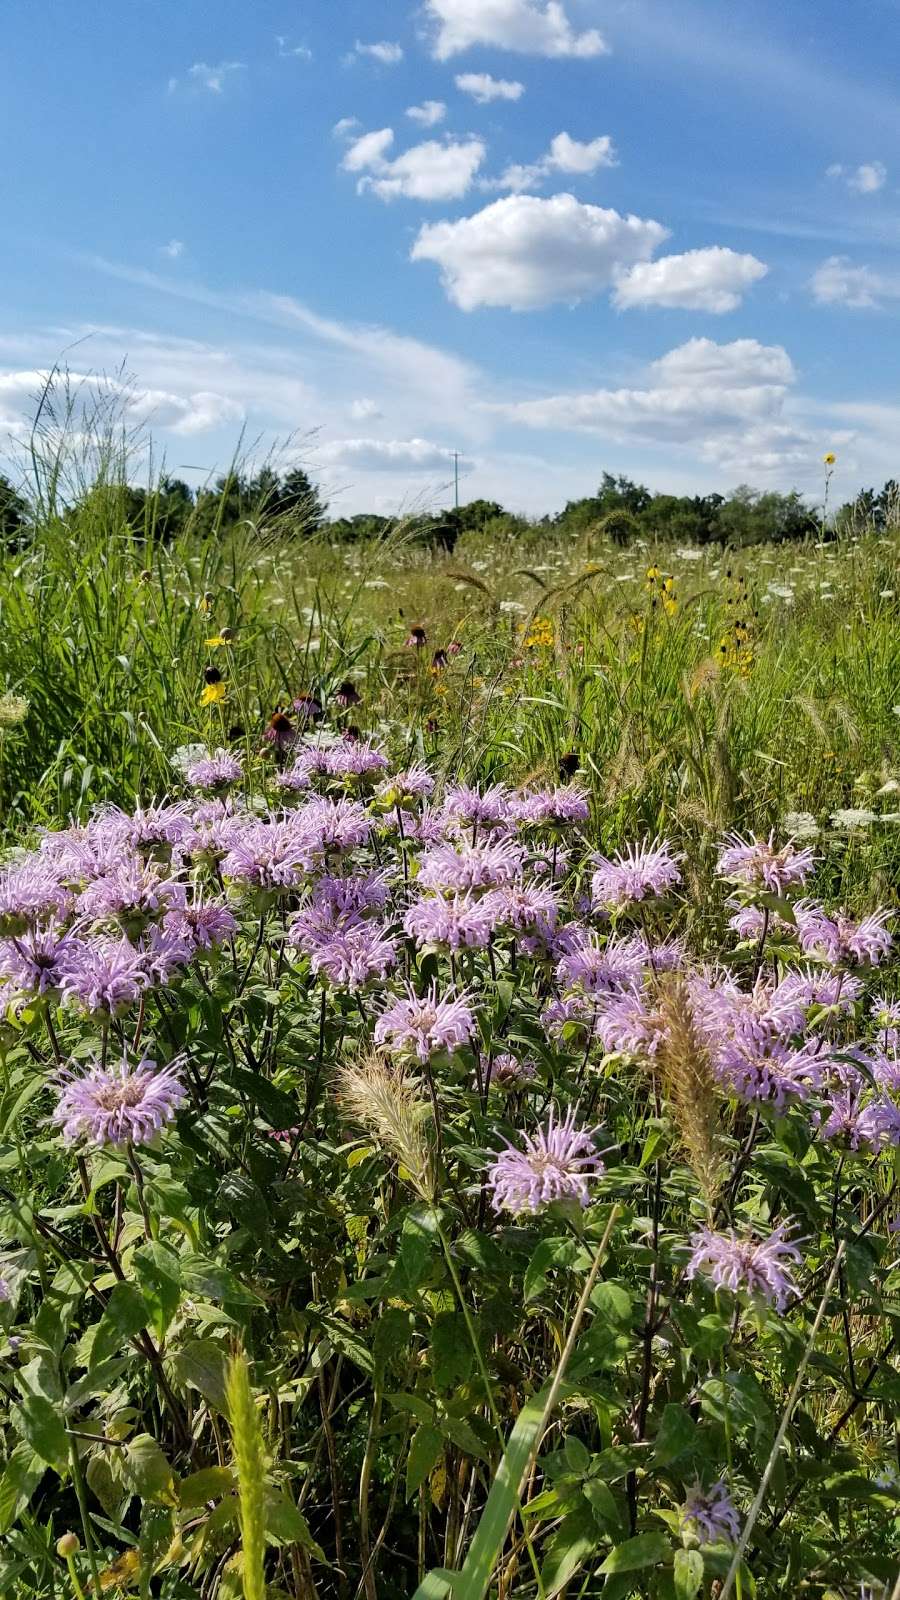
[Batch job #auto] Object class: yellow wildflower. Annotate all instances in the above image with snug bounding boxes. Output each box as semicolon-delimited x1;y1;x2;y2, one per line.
823;452;836;466
200;681;226;707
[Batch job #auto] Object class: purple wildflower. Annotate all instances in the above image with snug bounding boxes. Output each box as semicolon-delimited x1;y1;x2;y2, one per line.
0;924;76;994
59;936;152;1014
293;797;371;863
685;1221;801;1310
681;1480;741;1545
512;786;590;828
727;901;795;941
591;837;683;913
376;766;435;806
486;1053;537;1091
870;994;900;1051
487;1106;604;1214
417;839;524;892
374;982;475;1062
594;986;666;1058
486;880;560;936
53;1055;185;1147
556;934;646;999
164;901;238;951
404;892;498;951
795;902;893;967
324;740;389;782
439;782;512;833
77;859;185;927
0;856;73;933
716;831;816;895
713;1030;821;1110
540;993;595;1041
185;749;243;790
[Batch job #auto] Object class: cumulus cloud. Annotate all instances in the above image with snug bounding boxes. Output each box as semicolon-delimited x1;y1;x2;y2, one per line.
318;437;464;472
455;71;525;102
183;61;245;93
826;160;887;194
0;369;243;437
342;129;486;202
411;193;667;310
425;0;608;59
352;40;404;64
811;255;900;309
613;246;768;312
406;100;447;127
490;336;811;475
490;130;617;191
349;398;384;421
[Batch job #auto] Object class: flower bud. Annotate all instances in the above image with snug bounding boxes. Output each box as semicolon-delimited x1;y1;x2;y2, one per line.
56;1532;80;1557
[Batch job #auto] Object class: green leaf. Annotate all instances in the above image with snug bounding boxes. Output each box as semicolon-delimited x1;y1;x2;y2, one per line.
431;1312;473;1390
133;1243;181;1342
92;1280;149;1365
123;1434;178;1504
597;1532;670;1575
582;1479;621;1529
524;1236;579;1303
590;1281;634;1329
264;1492;326;1558
407;1425;444;1500
171;1337;229;1414
653;1404;699;1466
180;1254;262;1305
179;1466;235;1508
673;1548;704;1599
0;1443;44;1535
539;1507;598;1596
389;1206;440;1300
14;1358;67;1470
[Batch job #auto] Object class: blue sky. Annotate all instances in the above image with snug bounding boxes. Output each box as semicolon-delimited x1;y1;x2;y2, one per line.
2;0;899;515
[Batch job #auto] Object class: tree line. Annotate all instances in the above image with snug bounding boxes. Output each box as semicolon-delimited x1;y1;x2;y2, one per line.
0;465;897;552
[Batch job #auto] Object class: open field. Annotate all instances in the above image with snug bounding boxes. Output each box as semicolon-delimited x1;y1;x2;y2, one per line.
0;440;899;1599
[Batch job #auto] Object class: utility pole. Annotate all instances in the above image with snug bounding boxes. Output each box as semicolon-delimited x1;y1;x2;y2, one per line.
453;451;459;513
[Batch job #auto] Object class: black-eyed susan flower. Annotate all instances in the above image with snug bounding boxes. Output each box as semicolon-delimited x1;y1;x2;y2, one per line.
823;451;836;466
200;667;226;707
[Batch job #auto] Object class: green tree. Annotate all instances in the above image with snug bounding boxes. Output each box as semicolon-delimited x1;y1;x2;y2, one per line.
0;474;31;551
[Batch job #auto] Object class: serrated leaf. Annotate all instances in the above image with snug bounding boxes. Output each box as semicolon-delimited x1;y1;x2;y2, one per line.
0;1442;44;1534
133;1243;181;1342
597;1531;670;1574
123;1434;178;1504
674;1548;704;1599
179;1466;235;1508
14;1358;67;1470
91;1280;149;1365
407;1425;444;1500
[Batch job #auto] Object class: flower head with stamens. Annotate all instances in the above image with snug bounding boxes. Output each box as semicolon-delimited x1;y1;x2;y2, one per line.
685;1221;801;1310
591;837;683;912
487;1106;604;1214
681;1479;741;1545
374;981;475;1062
716;831;816;895
53;1055;185;1147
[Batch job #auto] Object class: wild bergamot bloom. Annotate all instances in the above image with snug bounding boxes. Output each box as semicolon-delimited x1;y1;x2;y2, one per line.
487;1105;604;1214
53;1054;185;1148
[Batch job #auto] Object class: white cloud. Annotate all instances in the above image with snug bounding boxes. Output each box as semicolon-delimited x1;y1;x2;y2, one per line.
425;0;608;59
160;239;185;260
811;255;900;309
490;129;617;190
342;128;395;172
352;40;404;64
275;36;312;60
343;129;486;202
455;72;525;102
318;437;463;472
184;61;245;93
827;160;887;194
0;368;243;437
406;100;447;127
613;246;768;312
333;117;361;139
491;336;810;475
349;398;384;421
411;193;667;310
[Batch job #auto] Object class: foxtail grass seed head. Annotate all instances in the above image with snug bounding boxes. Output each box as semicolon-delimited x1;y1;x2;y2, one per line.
339;1054;435;1199
225;1348;267;1600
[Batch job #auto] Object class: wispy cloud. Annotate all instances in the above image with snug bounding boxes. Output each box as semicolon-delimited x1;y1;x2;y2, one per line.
170;61;245;95
275;35;312;60
826;160;887;194
160;239;184;260
350;40;404;65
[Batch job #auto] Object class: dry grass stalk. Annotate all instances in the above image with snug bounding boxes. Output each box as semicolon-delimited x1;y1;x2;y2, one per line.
653;974;724;1213
338;1053;435;1200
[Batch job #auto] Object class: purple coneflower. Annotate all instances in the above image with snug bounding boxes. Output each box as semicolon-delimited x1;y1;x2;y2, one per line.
685;1221;801;1310
374;981;475;1062
487;1106;604;1214
680;1480;741;1544
292;694;324;723
185;749;243;790
591;837;683;913
716;831;816;895
333;680;361;709
53;1055;185;1147
404;626;427;648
